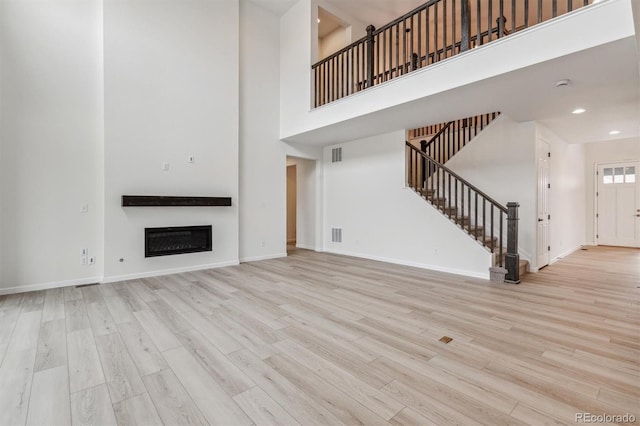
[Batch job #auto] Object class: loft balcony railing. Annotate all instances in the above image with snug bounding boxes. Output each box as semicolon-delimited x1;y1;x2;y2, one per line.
312;0;592;107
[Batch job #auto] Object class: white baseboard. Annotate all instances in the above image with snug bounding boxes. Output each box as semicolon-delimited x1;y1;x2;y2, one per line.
240;253;287;263
0;276;103;296
550;245;583;265
101;260;240;284
324;248;490;280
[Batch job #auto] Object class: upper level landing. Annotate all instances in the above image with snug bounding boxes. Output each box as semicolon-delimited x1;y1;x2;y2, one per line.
279;0;638;146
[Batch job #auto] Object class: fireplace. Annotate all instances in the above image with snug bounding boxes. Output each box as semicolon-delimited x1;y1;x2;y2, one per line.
145;225;212;257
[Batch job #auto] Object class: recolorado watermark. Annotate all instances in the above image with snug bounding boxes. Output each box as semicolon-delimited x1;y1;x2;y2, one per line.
575;413;636;423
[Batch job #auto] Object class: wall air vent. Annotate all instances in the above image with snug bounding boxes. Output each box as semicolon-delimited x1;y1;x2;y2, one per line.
331;228;342;243
331;147;342;163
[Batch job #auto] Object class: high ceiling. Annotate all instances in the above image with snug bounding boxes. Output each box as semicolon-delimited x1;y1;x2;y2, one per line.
250;0;639;146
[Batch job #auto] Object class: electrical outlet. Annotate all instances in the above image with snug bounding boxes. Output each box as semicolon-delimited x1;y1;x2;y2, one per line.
81;248;88;256
162;162;170;171
260;240;265;247
81;256;88;265
81;204;89;213
89;257;96;265
188;155;195;164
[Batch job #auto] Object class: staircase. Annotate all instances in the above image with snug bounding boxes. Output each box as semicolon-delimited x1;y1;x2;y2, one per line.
406;112;527;283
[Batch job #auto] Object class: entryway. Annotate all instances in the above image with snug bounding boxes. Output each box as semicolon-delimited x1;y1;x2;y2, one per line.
596;161;640;247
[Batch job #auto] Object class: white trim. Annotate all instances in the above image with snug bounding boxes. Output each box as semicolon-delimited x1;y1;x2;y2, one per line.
324;248;490;280
0;276;103;296
240;253;287;263
295;243;319;251
549;245;583;265
100;260;239;284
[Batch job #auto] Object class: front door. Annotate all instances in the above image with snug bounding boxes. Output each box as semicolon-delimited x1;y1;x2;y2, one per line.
537;140;550;268
597;162;640;247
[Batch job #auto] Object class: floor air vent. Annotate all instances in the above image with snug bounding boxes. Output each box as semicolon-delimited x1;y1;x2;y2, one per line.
331;228;342;243
331;147;342;163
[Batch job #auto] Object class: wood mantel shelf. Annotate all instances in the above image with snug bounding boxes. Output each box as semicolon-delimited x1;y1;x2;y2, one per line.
122;195;232;207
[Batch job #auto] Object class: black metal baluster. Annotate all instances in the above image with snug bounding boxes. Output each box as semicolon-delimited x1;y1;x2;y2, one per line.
482;198;487;247
410;15;415;71
491;204;495;253
426;6;431;63
538;0;542;23
468;187;471;233
488;0;493;42
476;0;481;46
499;0;504;38
448;173;452;218
341;53;345;99
418;9;422;67
474;192;478;240
524;0;529;29
435;2;439;60
454;176;459;223
443;0;447;58
452;0;456;55
500;210;504;266
552;0;557;17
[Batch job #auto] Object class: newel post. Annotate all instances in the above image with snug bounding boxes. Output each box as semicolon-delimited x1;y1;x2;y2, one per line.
505;202;520;284
460;0;471;51
366;25;376;88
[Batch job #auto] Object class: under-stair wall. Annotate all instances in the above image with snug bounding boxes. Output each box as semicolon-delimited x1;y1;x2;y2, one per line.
323;130;493;279
443;114;537;267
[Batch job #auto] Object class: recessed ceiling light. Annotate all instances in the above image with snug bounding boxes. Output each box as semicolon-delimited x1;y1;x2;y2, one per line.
572;108;586;114
555;79;571;88
609;130;621;135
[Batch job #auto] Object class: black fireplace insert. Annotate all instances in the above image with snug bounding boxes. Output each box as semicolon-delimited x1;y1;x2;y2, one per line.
145;225;212;257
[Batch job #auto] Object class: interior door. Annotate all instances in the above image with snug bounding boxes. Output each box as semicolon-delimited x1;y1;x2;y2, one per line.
597;162;640;247
537;140;550;268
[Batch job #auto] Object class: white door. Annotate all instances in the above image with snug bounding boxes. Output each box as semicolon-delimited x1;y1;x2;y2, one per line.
597;162;640;247
537;140;550;268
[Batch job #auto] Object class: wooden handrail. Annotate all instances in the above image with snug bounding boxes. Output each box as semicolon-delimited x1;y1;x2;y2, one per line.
406;142;507;213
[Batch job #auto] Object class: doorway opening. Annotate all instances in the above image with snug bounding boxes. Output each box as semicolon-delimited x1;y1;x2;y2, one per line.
286;163;297;250
286;156;318;255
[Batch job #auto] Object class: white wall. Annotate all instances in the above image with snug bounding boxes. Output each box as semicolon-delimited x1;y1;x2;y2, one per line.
103;0;240;281
319;27;347;59
281;0;313;126
287;157;319;250
239;0;287;262
323;131;492;278
537;124;586;262
584;137;640;244
445;115;538;267
0;0;104;292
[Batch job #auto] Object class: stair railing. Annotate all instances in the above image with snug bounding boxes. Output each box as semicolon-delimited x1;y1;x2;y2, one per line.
406;141;520;283
313;0;591;107
418;112;500;165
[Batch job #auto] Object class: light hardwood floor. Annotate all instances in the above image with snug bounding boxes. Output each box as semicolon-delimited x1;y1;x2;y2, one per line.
0;246;638;425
